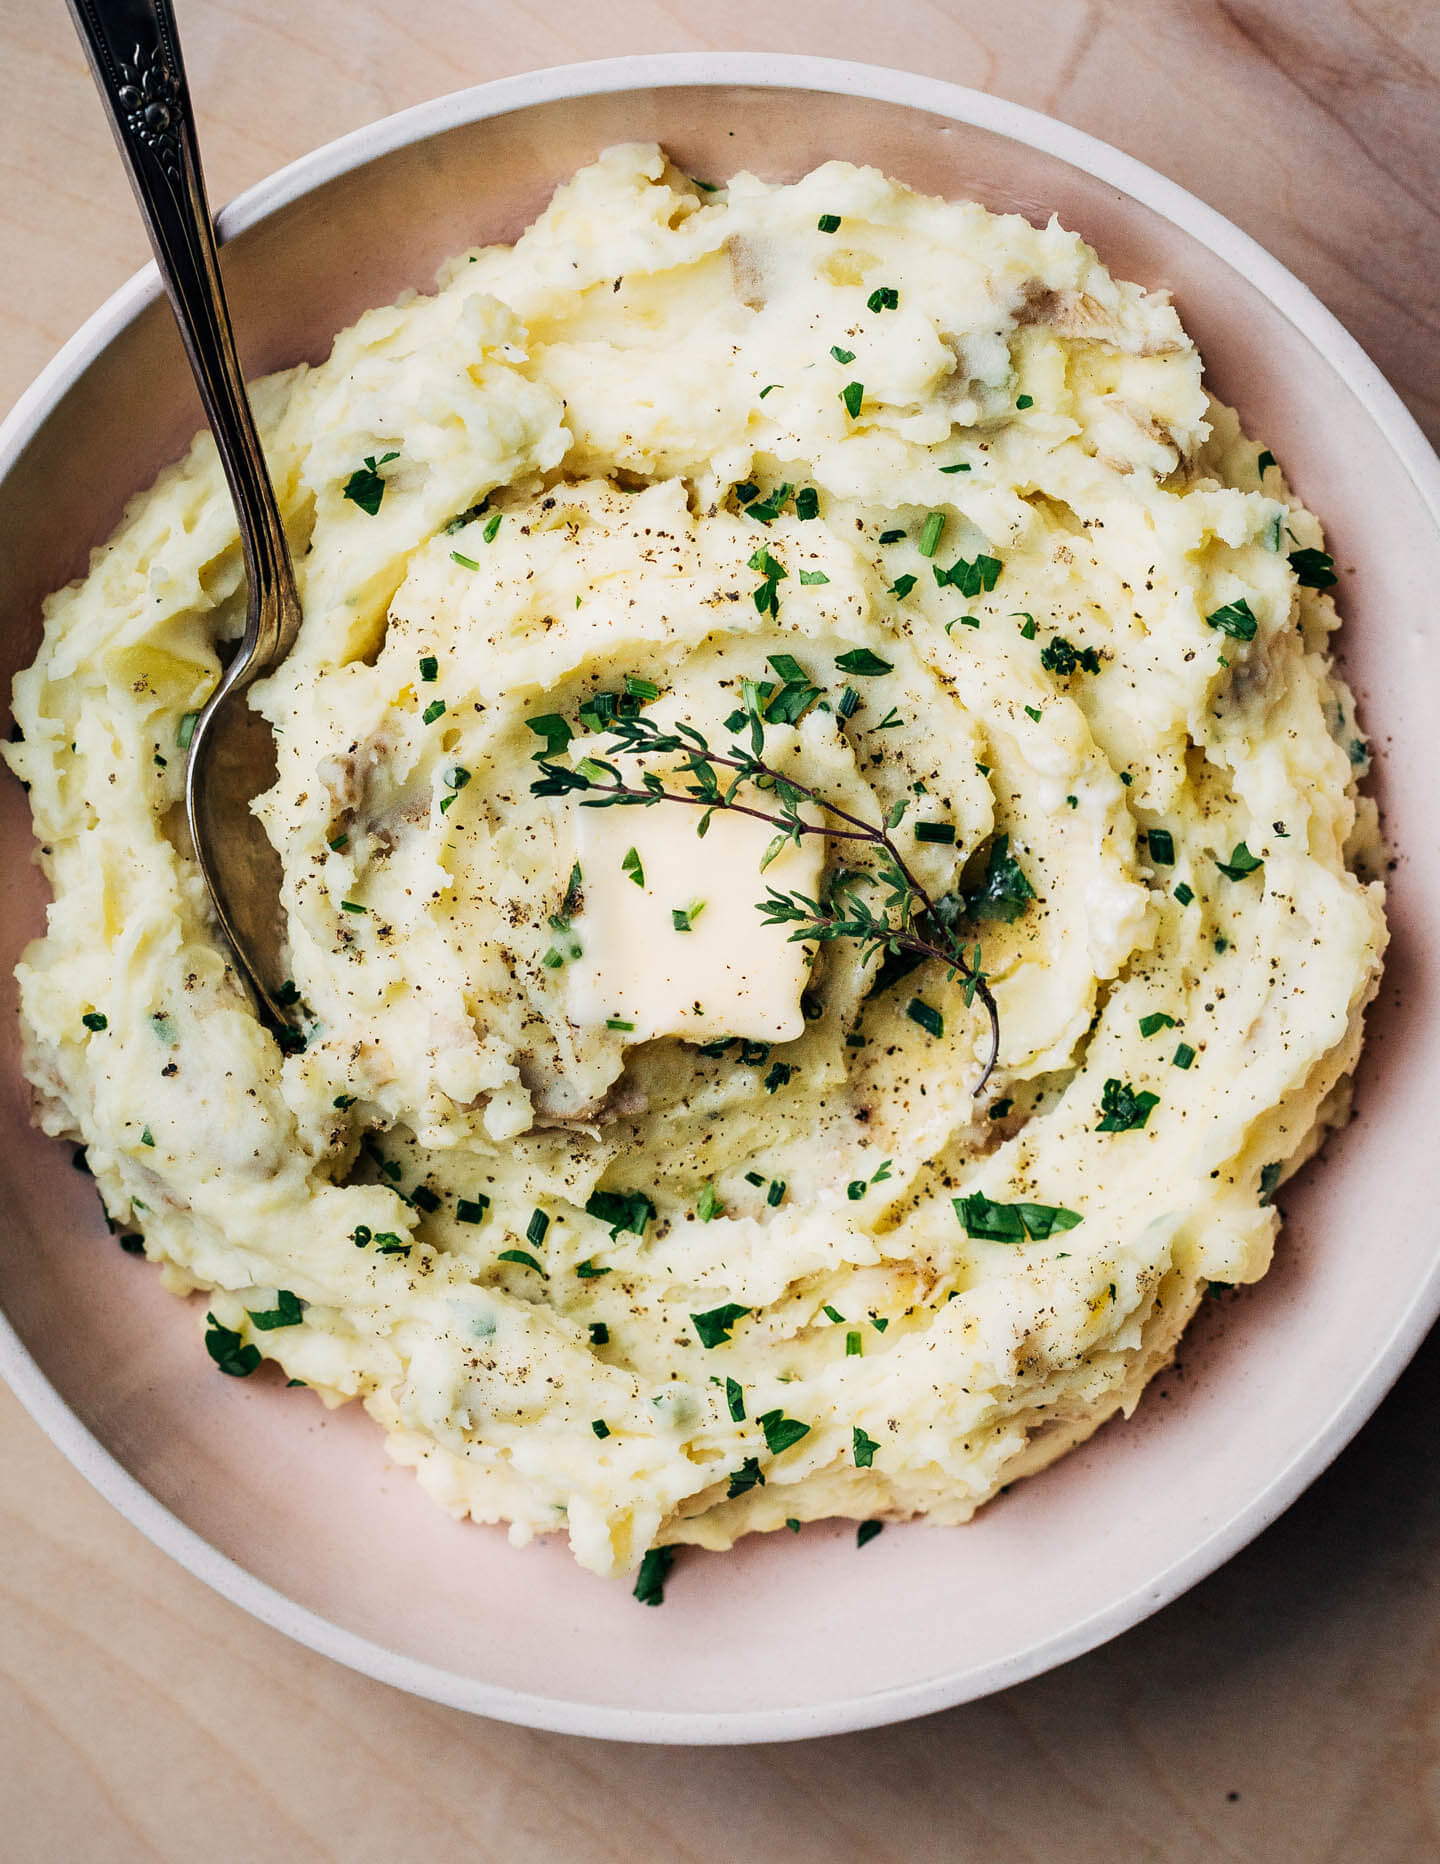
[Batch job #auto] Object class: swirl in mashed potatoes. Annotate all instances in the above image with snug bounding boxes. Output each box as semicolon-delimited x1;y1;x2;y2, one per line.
6;146;1385;1580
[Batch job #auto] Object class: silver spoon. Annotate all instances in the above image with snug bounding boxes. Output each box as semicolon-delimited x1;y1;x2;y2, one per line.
67;0;301;1040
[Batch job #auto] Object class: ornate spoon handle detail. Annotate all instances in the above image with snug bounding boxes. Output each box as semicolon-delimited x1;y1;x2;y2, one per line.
66;0;302;1034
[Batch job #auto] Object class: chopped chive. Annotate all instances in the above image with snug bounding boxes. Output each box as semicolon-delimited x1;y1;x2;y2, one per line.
817;213;841;233
837;685;861;719
591;1419;611;1438
81;1011;107;1032
878;528;906;545
866;285;899;312
419;654;438;682
857;1521;884;1548
1175;881;1195;905
340;900;366;914
450;550;479;571
918;511;946;557
726;1376;746;1421
939;461;971;474
498;1248;545;1274
1173;1043;1196;1070
422;699;446;725
1096;1078;1159;1133
846;1330;862;1357
575;1259;610;1279
1139;1012;1177;1037
1147;828;1175;865
830;345;855;364
745;1171;765;1187
841;381;864;419
140;1126;155;1147
796;487;820;520
177;711;199;749
606;1017;635;1032
1015;393;1034;410
457;1196;490;1224
906;998;943;1038
526;1208;550;1248
758;384;780;399
822;1304;846;1325
672;900;706;932
626;675;660;701
697;1181;724;1222
916;822;955;844
327;831;349;851
483;512;502;543
767;1179;786;1208
888;574;917;600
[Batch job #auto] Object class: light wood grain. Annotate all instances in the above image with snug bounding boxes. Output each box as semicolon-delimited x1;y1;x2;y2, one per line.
1;3;1438;1858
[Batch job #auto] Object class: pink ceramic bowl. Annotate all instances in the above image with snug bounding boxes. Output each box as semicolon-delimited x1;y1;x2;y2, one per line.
2;54;1437;1744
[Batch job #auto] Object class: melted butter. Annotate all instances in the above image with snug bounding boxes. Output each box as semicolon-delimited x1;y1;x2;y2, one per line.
568;796;824;1042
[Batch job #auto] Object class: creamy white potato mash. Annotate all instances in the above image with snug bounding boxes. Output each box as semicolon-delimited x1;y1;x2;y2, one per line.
7;145;1385;1583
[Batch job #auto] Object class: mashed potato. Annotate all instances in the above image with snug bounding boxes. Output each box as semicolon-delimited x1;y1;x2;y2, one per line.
6;145;1385;1581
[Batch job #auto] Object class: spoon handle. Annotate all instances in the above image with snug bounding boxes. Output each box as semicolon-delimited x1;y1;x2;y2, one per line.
64;0;295;672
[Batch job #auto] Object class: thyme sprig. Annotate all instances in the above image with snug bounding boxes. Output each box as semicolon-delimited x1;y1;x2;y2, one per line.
531;708;1000;1090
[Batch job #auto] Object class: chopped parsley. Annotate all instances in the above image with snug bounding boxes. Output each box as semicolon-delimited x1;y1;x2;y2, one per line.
954;1191;1083;1242
763;1061;795;1093
857;1521;884;1548
727;1455;766;1498
140;1126;155;1148
1257;449;1276;478
204;1314;261;1378
585;1188;655;1239
622;845;645;888
341;450;399;517
691;1303;751;1348
1289;547;1336;589
841;381;865;419
758;1410;810;1456
726;1377;746;1421
968;833;1036;923
889;574;917;600
835;647;893;677
1259;1161;1282;1205
933;553;1001;597
798;569;830;584
589;1322;610;1346
1206;597;1259;641
1096;1078;1159;1132
1216;841;1264;880
852;1425;880;1468
633;1546;674;1606
830;345;855;365
247;1290;304;1331
575;1259;610;1279
1040;636;1101;676
671;900;706;932
866;285;899;312
81;1011;107;1032
744;482;793;524
750;546;787;617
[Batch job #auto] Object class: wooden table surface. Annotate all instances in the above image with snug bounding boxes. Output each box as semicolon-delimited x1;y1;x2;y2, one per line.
2;3;1438;1857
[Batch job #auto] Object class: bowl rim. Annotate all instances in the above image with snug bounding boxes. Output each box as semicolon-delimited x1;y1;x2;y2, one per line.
3;49;1438;1746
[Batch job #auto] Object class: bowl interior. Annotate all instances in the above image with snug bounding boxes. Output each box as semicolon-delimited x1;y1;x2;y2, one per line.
2;73;1438;1739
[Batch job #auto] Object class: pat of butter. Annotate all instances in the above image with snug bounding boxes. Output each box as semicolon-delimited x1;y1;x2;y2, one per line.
567;798;824;1043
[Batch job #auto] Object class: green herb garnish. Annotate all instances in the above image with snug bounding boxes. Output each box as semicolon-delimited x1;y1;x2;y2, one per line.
835;647;893;677
955;1192;1083;1242
918;511;946;557
866;285;899;312
1096;1078;1159;1132
1216;842;1263;880
758;1410;810;1456
1206;597;1259;641
852;1425;880;1468
247;1290;304;1331
456;1196;490;1224
691;1303;751;1348
1173;1043;1196;1069
841;381;864;419
204;1314;261;1378
498;1248;545;1274
857;1521;884;1548
341;450;399;517
1139;1012;1176;1037
906;998;943;1038
633;1546;674;1606
817;213;841;233
726;1377;746;1421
